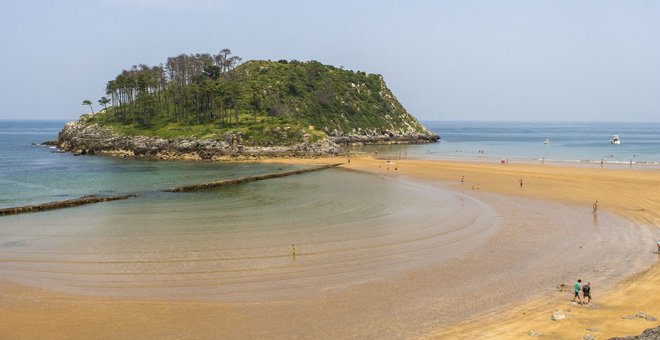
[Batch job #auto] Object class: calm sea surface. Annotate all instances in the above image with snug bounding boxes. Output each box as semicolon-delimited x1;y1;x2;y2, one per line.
3;120;660;208
0;120;305;208
0;119;499;300
1;119;657;337
359;121;660;165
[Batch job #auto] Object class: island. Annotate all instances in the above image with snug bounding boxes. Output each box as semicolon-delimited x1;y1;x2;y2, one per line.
57;50;438;159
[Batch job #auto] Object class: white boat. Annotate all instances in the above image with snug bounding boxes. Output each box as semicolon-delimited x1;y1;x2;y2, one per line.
543;138;550;144
610;135;620;144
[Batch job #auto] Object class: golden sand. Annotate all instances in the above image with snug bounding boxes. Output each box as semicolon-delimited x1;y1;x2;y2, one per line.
294;156;660;339
1;156;658;339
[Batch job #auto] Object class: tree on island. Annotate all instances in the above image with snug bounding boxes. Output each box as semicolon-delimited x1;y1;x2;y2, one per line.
82;99;94;114
98;97;111;111
79;48;435;146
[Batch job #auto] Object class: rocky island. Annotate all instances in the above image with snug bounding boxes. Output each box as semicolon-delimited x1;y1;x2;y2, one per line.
57;51;438;160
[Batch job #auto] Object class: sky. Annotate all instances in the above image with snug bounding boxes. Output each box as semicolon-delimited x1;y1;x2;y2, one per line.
1;0;659;122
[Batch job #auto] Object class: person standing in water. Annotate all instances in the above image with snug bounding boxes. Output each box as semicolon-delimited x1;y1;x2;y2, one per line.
592;200;598;214
291;244;296;256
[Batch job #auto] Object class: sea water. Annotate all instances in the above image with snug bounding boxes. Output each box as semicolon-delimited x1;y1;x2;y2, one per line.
4;121;659;210
356;121;660;165
1;120;658;296
0;120;305;208
1;120;657;337
0;120;501;300
0;172;498;300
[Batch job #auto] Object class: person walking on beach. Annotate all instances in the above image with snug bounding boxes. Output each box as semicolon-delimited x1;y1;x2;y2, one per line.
573;279;583;303
461;176;464;184
582;281;591;304
592;200;598;214
519;178;523;188
291;244;296;256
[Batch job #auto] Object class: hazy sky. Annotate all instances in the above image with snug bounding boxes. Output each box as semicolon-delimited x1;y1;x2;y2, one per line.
1;0;659;121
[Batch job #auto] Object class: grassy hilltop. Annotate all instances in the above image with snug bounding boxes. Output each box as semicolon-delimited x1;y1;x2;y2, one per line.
83;51;436;146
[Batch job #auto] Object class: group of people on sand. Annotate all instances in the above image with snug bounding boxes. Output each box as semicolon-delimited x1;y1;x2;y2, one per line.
573;279;592;304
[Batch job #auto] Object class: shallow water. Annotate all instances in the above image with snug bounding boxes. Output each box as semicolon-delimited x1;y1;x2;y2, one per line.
0;169;497;301
0;120;304;208
1;120;657;338
1;170;656;338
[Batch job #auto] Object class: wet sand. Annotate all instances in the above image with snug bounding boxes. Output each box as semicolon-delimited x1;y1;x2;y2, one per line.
318;156;660;338
0;172;500;302
1;157;659;339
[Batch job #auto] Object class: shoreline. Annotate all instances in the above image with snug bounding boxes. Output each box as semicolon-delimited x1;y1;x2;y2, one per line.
54;119;438;160
0;164;341;214
0;156;658;338
269;156;660;338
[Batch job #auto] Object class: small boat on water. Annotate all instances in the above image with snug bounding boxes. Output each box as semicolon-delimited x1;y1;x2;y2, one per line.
610;135;621;144
543;138;550;144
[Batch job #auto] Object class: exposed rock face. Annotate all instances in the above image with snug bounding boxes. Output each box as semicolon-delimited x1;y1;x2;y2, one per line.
609;326;660;340
329;129;439;145
57;114;439;160
57;120;345;160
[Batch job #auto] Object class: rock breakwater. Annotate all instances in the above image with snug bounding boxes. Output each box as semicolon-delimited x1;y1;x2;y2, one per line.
164;163;342;192
0;194;136;216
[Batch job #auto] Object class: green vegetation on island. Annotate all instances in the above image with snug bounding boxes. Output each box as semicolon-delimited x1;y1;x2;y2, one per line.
81;49;436;146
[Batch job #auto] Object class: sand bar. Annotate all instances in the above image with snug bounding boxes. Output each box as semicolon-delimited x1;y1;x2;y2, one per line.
286;156;660;338
0;157;658;339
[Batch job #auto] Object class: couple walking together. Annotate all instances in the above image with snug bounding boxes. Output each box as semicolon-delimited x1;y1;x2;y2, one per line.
573;279;591;304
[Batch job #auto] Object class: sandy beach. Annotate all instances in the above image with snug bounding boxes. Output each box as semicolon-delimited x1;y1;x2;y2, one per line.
1;156;658;339
265;156;660;338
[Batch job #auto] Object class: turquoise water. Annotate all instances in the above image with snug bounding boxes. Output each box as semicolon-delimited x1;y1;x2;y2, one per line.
0;171;497;301
3;120;660;209
4;120;660;208
1;119;657;337
0;119;501;300
358;121;660;165
0;120;304;208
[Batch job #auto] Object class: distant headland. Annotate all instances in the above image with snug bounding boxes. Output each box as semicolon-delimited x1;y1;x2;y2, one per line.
57;50;438;160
